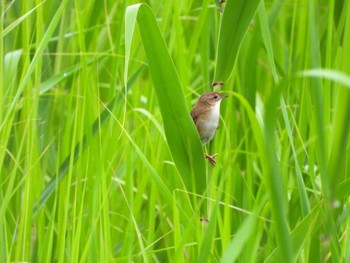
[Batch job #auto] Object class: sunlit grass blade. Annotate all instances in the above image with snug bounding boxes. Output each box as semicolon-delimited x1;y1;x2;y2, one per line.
125;3;206;193
213;0;260;84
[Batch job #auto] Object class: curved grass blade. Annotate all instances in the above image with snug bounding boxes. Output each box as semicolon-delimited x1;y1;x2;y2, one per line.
213;0;260;84
125;4;206;193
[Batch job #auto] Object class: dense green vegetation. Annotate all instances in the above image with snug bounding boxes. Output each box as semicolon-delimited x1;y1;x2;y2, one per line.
1;0;350;261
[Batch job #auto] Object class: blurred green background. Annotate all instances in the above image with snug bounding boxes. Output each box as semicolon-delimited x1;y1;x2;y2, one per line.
1;0;350;262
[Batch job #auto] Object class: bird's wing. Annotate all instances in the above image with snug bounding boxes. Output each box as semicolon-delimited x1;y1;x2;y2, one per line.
191;105;208;123
190;107;200;123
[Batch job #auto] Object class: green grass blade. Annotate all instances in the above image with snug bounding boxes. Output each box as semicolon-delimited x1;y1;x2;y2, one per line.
264;85;293;262
33;66;144;216
0;49;22;164
258;1;310;217
125;3;206;193
307;0;330;199
2;0;350;261
108;107;173;204
0;0;47;38
301;69;350;89
221;196;266;263
3;50;22;94
301;69;350;194
213;0;260;84
265;206;320;263
198;189;223;263
40;56;104;95
0;0;69;131
230;92;267;174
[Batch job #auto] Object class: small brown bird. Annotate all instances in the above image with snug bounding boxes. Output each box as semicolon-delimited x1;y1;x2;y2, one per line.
190;92;228;165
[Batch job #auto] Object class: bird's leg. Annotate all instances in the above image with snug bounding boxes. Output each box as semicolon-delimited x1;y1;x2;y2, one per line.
204;153;218;166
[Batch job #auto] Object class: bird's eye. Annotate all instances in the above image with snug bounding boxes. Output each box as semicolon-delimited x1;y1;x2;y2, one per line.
214;95;218;99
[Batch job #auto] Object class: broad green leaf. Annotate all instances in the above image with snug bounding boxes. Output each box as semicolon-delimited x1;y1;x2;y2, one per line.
213;0;260;84
125;4;206;193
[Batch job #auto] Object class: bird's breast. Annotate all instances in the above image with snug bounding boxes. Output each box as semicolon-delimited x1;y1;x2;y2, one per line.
196;103;221;144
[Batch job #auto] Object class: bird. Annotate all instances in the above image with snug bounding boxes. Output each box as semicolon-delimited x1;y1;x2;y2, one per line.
190;91;228;165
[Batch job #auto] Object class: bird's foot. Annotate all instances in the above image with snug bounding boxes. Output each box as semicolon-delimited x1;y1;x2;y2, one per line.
204;153;218;166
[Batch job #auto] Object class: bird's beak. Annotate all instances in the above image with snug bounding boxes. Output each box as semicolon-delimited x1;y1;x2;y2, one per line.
221;94;229;99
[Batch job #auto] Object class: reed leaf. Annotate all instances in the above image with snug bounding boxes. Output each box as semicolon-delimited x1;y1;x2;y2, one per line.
125;3;206;193
213;0;260;84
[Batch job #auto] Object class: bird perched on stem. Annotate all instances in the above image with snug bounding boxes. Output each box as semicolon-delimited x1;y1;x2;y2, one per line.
190;91;228;166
